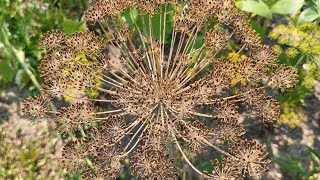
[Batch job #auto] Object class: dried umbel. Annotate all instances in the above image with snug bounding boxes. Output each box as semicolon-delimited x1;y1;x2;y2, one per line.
21;93;51;119
131;145;177;179
22;0;298;179
228;140;271;177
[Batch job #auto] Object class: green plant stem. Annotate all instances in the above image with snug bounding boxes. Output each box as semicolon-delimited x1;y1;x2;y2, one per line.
295;54;306;68
1;25;57;111
0;25;41;91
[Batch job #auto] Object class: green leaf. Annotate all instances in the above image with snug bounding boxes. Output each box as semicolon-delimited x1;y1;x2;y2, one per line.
0;59;15;83
313;0;320;8
271;0;305;14
122;8;139;27
308;146;320;159
135;6;173;44
297;7;320;24
237;0;272;18
251;20;266;38
15;69;30;90
62;18;86;34
272;157;305;174
199;161;213;172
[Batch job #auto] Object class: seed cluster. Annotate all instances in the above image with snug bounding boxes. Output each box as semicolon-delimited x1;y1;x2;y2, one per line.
22;0;298;179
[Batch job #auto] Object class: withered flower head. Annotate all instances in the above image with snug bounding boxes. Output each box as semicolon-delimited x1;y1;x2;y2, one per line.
40;30;65;50
131;145;177;179
251;96;281;124
54;102;97;134
211;118;245;143
85;132;123;179
268;64;298;91
173;120;210;152
209;158;242;180
228;140;270;178
22;0;298;179
60;141;88;174
213;100;240;121
205;29;229;50
21;93;51;119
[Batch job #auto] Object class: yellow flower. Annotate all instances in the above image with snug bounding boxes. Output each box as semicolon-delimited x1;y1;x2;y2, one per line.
280;104;304;128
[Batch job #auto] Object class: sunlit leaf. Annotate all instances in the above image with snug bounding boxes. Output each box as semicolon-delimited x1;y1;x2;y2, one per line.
0;59;15;82
237;0;272;18
271;0;305;14
63;18;86;34
297;7;320;24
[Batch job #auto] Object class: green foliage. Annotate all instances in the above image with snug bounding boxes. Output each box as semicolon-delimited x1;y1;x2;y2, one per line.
0;0;86;90
237;0;305;18
298;0;320;24
273;147;320;179
0;58;15;83
237;0;320;23
270;22;320;127
271;0;305;15
237;0;317;18
63;18;86;35
122;5;175;44
298;7;320;24
237;0;272;18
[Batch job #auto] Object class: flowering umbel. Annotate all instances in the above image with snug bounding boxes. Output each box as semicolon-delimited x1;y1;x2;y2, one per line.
22;0;298;179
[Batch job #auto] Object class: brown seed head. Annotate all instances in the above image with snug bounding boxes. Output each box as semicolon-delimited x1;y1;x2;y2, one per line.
228;140;270;178
131;145;177;179
21;94;51;119
54;102;97;134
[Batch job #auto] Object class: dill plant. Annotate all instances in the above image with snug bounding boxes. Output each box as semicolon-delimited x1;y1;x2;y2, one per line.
21;0;298;179
270;22;320;128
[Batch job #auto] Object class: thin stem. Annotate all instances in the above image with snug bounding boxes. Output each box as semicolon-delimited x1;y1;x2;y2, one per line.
95;109;126;115
123;120;147;151
170;128;212;179
117;125;148;158
188;111;216;118
201;138;233;157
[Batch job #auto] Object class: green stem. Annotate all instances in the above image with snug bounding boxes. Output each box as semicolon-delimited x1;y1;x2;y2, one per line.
0;25;41;91
1;24;57;111
295;54;306;68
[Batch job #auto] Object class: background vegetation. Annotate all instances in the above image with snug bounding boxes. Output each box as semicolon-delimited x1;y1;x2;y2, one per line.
0;0;319;179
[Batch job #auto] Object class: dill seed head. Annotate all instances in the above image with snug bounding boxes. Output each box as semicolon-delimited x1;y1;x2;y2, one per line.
40;30;65;51
209;158;242;180
53;102;97;134
205;29;229;51
211;118;245;143
268;64;298;91
21;93;51;119
21;0;299;179
131;145;177;179
228;140;270;178
60;141;88;174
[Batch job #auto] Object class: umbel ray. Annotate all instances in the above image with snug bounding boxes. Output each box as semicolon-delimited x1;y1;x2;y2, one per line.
22;0;298;179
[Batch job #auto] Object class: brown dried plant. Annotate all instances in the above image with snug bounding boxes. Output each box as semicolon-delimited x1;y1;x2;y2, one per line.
21;0;298;179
